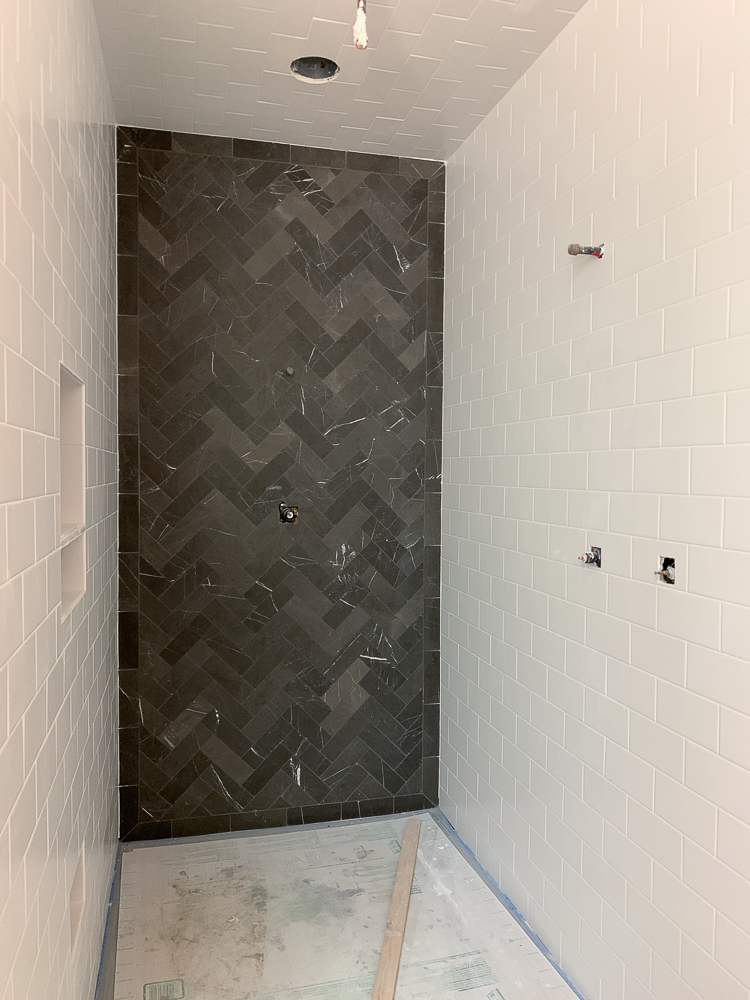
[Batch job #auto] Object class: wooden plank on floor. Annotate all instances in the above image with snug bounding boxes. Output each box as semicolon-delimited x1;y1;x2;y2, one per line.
371;817;422;1000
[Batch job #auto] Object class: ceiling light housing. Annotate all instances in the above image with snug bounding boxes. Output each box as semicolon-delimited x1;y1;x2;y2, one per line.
290;56;340;84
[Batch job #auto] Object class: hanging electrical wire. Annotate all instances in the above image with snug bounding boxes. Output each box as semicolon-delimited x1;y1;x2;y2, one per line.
353;0;368;49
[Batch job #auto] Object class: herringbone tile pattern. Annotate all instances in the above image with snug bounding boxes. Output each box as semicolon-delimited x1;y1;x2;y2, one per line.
117;129;443;839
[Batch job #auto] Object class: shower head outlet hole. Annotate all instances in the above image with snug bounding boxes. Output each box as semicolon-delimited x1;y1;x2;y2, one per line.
290;56;340;83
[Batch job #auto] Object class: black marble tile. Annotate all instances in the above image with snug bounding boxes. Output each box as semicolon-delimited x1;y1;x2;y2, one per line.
118;256;138;315
119;670;140;727
302;802;342;825
173;132;233;156
118;162;138;196
119;611;139;670
347;151;399;174
400;157;443;179
131;820;173;840
118;195;138;256
118;131;444;841
231;808;289;831
119;435;139;494
341;800;360;820
120;725;139;784
119;554;139;612
233;138;291;162
428;223;445;277
119;494;139;553
423;756;439;804
423;703;439;757
291;145;346;168
119;786;138;836
427;277;444;333
358;796;395;818
394;793;429;813
424;649;439;705
121;126;172;152
429;187;446;224
172;815;229;837
118;316;139;375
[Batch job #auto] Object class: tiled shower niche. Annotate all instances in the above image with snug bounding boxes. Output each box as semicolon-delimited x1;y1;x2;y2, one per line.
117;128;444;840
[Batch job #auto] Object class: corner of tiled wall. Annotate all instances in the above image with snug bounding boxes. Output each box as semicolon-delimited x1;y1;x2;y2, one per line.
0;0;118;997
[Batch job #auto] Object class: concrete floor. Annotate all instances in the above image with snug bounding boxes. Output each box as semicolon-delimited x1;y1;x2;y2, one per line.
107;812;580;1000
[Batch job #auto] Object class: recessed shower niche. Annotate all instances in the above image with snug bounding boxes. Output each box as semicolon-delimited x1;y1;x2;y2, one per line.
60;364;86;618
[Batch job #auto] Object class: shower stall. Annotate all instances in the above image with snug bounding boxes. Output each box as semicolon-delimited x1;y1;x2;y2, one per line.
116;128;444;839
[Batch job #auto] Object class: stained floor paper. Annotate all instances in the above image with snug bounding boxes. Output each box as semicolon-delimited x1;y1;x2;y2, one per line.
114;813;578;1000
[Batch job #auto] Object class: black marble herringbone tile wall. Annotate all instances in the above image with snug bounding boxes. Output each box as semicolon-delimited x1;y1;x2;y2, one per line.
117;127;444;840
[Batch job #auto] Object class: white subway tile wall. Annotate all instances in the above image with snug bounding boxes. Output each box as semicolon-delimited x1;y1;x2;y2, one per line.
442;1;750;998
0;0;117;997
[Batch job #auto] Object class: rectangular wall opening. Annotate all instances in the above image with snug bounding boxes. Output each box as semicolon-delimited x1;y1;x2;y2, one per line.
60;365;86;617
61;534;86;620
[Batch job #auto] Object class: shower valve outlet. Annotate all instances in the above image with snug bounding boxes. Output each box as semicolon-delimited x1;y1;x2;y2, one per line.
579;546;602;568
279;503;298;523
655;556;675;584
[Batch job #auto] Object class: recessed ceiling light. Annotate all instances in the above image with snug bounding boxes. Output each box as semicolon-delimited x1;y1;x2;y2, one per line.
290;56;340;84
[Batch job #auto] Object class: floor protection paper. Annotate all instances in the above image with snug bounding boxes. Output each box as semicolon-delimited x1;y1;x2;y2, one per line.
114;813;578;1000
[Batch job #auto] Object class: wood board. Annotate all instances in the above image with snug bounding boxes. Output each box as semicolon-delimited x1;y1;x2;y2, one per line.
371;817;422;1000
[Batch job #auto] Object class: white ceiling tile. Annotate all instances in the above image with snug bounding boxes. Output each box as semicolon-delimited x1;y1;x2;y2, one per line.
129;86;163;116
92;0;582;158
195;0;236;27
122;53;163;89
319;80;359;112
194;22;235;61
285;90;325;121
439;40;487;79
157;1;199;40
379;88;421;118
119;14;161;56
193;94;229;118
271;0;315;39
117;0;158;13
437;97;481;127
482;25;531;68
225;112;257;132
163;75;197;102
455;64;506;100
195;63;231;96
259;70;296;104
401;106;441;133
342;100;381;128
414;76;461;110
358;68;399;103
393;54;440;93
412;15;466;60
228;50;266;86
306;18;350;52
337;125;369;145
309;110;347;137
233;7;275;36
369;30;420;72
224;82;261;111
436;0;481;17
459;3;516;45
160;39;197;74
